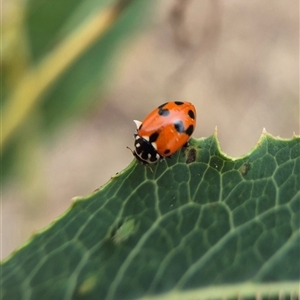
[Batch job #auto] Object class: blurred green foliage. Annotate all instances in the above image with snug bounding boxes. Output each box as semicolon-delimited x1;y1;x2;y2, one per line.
2;0;155;180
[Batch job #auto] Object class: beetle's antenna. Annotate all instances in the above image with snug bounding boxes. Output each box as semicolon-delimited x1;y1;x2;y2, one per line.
147;165;153;173
126;146;134;155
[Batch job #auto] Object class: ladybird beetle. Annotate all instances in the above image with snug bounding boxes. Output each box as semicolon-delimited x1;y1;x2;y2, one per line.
129;101;196;165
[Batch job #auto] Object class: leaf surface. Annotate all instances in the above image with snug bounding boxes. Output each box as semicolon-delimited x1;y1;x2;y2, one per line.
2;132;300;300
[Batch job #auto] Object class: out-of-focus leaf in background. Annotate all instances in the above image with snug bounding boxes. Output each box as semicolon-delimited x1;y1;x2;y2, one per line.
2;0;154;179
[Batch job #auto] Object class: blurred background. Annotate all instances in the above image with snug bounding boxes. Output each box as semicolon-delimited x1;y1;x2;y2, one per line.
2;0;299;259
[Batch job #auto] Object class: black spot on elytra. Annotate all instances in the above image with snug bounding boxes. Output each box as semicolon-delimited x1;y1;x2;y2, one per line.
188;110;195;119
186;148;196;164
174;101;184;105
185;125;194;136
158;107;170;116
149;132;159;143
164;149;171;155
158;102;168;109
174;120;185;133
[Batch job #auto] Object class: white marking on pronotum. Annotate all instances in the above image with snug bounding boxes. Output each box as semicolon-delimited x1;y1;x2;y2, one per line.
133;120;142;129
156;154;160;159
151;142;157;150
136;143;140;148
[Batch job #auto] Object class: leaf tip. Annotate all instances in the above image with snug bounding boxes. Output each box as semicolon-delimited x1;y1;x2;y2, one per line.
262;127;267;134
71;196;85;203
214;126;218;136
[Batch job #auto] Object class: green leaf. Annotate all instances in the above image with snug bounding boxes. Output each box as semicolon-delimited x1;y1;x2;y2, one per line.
1;132;300;299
